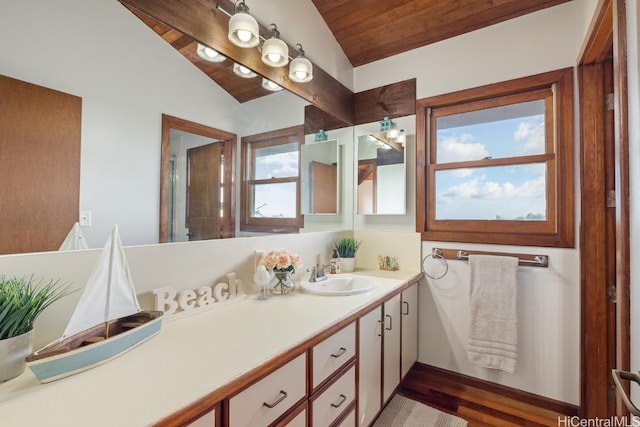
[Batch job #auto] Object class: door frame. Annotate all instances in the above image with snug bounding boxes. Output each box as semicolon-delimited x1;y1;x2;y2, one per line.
578;0;630;417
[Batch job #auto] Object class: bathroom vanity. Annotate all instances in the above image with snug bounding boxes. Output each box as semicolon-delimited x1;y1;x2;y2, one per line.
0;270;420;427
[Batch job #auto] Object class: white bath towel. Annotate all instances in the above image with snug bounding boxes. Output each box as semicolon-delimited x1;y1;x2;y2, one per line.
467;254;519;373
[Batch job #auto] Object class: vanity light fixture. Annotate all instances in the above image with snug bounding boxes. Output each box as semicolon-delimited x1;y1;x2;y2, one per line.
228;0;260;48
261;78;283;92
288;44;313;83
261;24;289;67
196;43;226;63
233;62;257;78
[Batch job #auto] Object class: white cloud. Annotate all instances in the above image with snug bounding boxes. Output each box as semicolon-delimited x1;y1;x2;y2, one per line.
515;120;545;154
438;133;489;163
439;175;545;201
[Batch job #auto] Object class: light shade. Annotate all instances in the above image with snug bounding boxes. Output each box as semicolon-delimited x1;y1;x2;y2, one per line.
196;43;226;63
233;62;257;78
289;57;313;83
228;6;259;48
288;44;313;83
262;78;283;92
261;25;289;67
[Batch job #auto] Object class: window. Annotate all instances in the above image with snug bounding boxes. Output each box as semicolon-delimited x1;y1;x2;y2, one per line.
416;68;574;247
240;125;304;233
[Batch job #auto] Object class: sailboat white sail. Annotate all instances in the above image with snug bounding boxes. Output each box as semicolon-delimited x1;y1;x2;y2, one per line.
58;222;89;251
26;225;163;383
62;225;140;339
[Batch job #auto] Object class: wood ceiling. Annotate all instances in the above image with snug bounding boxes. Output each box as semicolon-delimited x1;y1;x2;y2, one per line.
313;0;573;67
124;0;572;103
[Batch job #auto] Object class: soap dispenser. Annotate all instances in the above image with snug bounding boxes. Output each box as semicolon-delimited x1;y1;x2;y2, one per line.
330;249;341;274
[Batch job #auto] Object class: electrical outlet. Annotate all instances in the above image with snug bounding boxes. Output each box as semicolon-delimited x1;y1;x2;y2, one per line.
79;211;92;227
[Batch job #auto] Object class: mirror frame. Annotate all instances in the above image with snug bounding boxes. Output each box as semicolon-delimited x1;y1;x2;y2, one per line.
160;114;237;242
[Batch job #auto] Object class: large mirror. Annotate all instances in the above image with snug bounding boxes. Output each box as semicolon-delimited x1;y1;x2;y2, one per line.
300;139;339;215
0;0;354;254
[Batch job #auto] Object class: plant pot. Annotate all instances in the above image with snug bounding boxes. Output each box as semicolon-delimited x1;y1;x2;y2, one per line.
0;329;33;382
340;257;356;273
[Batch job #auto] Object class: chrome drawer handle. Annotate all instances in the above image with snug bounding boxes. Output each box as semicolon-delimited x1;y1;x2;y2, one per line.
377;320;382;337
331;394;347;408
612;369;640;415
331;347;347;358
403;301;409;315
263;390;288;408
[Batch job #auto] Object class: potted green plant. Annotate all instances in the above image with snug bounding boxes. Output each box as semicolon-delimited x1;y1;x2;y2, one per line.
333;237;362;272
0;275;72;382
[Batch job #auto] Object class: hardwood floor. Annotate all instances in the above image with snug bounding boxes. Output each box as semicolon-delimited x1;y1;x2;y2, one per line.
398;363;578;426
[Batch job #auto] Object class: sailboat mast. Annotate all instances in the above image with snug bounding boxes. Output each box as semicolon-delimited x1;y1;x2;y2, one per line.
104;227;117;339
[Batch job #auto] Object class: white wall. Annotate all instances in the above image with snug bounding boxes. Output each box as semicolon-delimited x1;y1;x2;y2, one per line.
0;0;240;248
352;1;592;404
627;0;640;403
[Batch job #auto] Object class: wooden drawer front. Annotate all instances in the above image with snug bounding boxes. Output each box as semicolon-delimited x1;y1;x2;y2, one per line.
311;365;356;427
279;406;307;427
312;322;356;389
229;354;306;427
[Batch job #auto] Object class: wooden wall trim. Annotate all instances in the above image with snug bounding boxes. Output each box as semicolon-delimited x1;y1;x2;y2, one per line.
118;0;355;125
400;363;578;422
354;79;416;125
612;0;630;416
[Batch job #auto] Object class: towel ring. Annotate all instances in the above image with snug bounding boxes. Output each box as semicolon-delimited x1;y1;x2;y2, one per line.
422;249;448;280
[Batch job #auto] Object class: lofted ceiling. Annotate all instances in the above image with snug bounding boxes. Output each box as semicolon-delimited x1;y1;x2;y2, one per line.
125;0;572;103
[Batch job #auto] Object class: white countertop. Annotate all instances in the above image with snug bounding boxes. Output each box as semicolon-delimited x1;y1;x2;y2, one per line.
0;270;420;427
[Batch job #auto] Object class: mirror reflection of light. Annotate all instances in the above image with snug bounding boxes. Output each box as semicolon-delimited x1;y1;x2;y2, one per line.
262;78;283;92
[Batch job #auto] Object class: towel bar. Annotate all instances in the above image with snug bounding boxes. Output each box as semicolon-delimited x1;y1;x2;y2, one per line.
432;248;549;268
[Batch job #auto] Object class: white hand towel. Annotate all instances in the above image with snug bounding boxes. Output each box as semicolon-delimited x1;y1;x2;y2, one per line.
467;254;519;373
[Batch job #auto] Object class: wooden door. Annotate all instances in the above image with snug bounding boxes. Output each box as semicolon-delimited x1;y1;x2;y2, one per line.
310;161;337;213
186;142;222;241
0;75;81;254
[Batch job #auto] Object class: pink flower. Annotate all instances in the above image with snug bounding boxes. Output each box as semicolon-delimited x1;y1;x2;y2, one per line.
259;249;303;272
276;253;292;269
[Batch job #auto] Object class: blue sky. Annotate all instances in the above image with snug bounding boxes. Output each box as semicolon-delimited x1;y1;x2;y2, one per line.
435;107;547;220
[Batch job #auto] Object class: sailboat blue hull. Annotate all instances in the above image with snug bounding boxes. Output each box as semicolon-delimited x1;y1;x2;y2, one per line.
27;315;162;383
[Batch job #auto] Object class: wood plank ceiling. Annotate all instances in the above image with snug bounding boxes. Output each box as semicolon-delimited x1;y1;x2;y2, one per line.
124;0;572;102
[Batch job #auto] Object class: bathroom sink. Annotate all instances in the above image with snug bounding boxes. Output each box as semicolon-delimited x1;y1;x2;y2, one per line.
299;274;376;296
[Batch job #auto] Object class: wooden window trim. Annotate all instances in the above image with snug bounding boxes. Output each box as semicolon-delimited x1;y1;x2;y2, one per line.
416;68;574;247
240;125;304;233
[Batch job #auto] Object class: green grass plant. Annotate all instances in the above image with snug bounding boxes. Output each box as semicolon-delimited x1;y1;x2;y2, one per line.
333;237;362;258
0;276;73;340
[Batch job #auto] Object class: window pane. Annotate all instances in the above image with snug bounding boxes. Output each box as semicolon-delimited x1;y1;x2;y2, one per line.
254;142;299;179
434;164;546;220
251;182;297;218
436;99;545;163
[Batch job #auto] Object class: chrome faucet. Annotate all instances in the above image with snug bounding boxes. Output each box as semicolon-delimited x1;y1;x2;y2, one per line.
307;264;331;282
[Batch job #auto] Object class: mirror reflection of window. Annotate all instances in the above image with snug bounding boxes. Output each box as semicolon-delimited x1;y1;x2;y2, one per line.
240;125;304;233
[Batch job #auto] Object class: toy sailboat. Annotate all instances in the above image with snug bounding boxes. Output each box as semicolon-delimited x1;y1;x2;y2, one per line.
26;225;163;383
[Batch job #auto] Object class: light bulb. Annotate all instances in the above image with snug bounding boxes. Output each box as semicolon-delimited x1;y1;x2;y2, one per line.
295;70;307;80
237;30;252;42
267;53;282;63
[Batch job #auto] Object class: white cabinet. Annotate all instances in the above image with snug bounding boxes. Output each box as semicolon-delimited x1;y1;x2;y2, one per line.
382;294;401;404
357;306;382;427
311;364;356;427
311;322;356;389
228;353;306;427
401;283;418;379
186;409;216;427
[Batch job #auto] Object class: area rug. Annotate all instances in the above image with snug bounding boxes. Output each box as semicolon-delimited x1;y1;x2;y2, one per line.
373;394;468;427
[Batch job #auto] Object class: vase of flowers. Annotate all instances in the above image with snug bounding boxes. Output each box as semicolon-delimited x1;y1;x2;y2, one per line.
258;249;303;295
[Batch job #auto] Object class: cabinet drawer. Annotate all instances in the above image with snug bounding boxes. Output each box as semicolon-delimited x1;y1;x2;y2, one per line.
312;322;356;389
229;353;306;427
335;408;356;427
311;365;356;427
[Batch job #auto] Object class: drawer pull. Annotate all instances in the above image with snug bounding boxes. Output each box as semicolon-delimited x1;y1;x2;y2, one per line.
377;320;383;337
331;394;347;408
331;347;347;358
385;314;393;331
263;390;288;408
403;301;410;315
